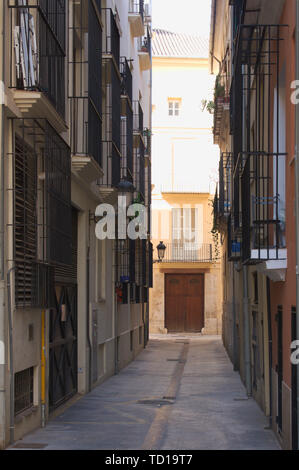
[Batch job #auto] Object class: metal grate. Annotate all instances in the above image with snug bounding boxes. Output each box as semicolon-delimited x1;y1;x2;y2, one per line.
68;0;102;166
14;367;34;416
121;98;133;182
133;138;145;202
45;122;72;266
120;57;133;104
129;0;144;21
230;24;287;264
99;57;121;187
133;101;144;135
9;118;72;307
102;8;120;66
9;0;66;117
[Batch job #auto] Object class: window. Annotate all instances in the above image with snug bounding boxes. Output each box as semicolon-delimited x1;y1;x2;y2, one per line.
172;208;199;243
168;99;181;117
14;368;34;416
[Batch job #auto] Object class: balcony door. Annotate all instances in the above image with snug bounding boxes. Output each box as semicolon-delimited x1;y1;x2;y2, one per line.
172;207;201;261
165;274;204;332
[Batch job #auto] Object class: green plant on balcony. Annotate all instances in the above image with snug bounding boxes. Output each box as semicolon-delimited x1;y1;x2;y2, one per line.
201;74;225;115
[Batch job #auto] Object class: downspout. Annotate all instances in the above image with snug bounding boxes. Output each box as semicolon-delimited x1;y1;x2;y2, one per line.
86;243;92;392
41;310;46;427
0;3;6;449
1;0;5;279
7;267;15;445
232;264;238;370
266;277;273;427
114;240;118;375
210;0;217;75
243;265;252;396
295;0;299;450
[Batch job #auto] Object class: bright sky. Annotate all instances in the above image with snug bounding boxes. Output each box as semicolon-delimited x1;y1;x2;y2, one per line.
152;0;212;38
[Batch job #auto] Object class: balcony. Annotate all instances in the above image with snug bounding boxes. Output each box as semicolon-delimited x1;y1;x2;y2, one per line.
218;152;233;221
102;8;120;69
128;0;144;37
133;100;144;137
121;98;134;183
228;213;242;262
213;74;230;146
69;0;103;182
70;98;103;184
138;27;151;71
98;57;121;199
120;57;133;104
155;244;214;264
143;128;151;158
133;139;145;202
8;0;66;126
235;152;287;268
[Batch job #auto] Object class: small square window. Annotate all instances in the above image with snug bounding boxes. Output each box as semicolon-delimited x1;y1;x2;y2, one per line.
168;100;181;117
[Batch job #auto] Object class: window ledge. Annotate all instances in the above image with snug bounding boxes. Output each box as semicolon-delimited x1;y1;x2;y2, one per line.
15;406;38;424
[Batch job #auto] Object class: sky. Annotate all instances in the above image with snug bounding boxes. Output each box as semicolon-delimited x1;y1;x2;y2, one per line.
152;0;212;38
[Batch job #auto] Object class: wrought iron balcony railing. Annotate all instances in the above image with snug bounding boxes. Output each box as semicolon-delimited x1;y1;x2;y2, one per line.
121;99;134;182
70;97;102;166
133;140;145;201
218;152;233;219
156;244;214;264
129;0;144;21
133;100;144;135
120;57;133;103
234;152;287;263
9;0;66;117
102;8;120;67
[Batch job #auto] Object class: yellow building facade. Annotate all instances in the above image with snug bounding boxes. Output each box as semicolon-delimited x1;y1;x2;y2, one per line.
149;30;222;335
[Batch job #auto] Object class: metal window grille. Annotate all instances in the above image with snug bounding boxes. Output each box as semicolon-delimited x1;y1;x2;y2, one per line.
9;118;71;307
138;26;151;58
120;57;133;104
129;0;144;21
9;0;66;117
68;0;102;166
218;152;233;218
99;56;121;187
102;8;120;66
45;122;72;266
133;139;145;202
121;98;133;182
231;24;287;264
14;367;34;416
133;100;144;135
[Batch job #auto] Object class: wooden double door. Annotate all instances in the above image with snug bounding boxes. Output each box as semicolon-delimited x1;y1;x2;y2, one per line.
165;274;204;333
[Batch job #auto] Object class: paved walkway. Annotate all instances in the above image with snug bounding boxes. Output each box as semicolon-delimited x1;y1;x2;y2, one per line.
11;335;280;450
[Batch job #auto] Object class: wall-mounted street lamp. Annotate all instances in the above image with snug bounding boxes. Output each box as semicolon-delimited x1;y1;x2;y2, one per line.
156;241;166;263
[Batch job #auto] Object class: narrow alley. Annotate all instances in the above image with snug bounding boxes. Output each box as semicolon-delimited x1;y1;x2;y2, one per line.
11;336;280;451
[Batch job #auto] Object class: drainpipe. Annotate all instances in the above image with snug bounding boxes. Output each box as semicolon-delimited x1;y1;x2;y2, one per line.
266;277;273;427
0;2;6;450
7;267;15;445
232;264;238;370
295;0;299;449
86;243;92;392
243;266;252;396
113;240;118;375
41;310;46;428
